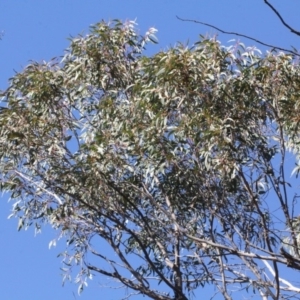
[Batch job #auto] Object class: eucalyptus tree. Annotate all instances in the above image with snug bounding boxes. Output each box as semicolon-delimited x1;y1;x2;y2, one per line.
1;20;300;299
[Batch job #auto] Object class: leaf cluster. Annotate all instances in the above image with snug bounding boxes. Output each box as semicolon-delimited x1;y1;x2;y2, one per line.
1;20;300;299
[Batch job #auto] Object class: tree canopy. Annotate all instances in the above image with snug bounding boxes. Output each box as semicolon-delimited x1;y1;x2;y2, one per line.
1;20;300;299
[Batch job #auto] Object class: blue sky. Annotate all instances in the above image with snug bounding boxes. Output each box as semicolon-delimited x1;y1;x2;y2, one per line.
0;1;299;299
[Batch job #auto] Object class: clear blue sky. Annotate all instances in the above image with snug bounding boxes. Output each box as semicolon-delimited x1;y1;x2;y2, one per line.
0;1;299;299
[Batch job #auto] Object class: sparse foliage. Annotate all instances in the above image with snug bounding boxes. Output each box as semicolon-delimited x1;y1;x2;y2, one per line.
1;20;300;299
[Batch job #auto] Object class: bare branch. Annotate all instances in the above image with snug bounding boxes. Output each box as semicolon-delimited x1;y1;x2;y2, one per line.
183;232;288;265
262;260;300;293
87;264;171;300
176;16;300;56
264;0;300;36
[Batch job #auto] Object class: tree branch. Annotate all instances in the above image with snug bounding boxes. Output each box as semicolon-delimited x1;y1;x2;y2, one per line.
87;264;171;300
176;16;300;57
262;259;300;293
264;0;300;36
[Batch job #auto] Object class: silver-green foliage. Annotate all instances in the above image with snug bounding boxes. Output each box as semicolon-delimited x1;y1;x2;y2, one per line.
1;20;300;299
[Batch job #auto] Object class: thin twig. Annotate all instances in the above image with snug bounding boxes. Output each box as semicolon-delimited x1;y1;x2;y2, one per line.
176;16;300;57
264;0;300;36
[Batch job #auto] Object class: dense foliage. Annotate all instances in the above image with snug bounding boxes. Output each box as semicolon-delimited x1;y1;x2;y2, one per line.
1;20;300;299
